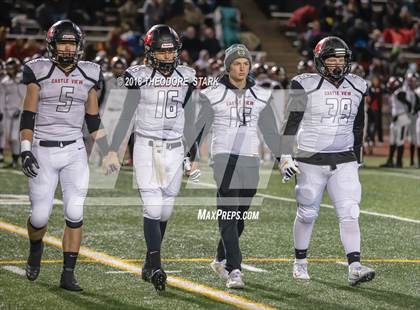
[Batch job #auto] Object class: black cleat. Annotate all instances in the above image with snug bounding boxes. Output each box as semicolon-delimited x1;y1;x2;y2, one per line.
150;269;167;292
26;241;44;281
380;162;394;168
60;270;83;292
141;264;152;282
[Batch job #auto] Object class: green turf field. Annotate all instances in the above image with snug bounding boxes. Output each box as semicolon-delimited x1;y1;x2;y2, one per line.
0;156;419;309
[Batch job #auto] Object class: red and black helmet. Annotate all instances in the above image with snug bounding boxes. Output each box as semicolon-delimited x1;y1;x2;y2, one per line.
313;36;352;82
46;20;84;66
143;24;182;74
387;76;403;92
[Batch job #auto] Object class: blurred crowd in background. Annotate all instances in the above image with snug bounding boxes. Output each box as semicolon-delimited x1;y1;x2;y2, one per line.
1;0;420;166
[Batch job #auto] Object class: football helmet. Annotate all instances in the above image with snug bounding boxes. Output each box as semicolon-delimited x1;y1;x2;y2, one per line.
297;59;314;74
46;20;84;66
314;36;352;83
93;53;109;72
143;24;182;74
5;57;21;77
387;76;403;92
110;56;127;78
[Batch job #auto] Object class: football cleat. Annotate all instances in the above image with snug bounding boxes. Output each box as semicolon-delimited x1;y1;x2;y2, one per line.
60;270;83;291
150;269;167;292
348;264;375;286
293;261;310;280
226;269;244;289
210;259;229;280
26;241;44;281
141;263;152;283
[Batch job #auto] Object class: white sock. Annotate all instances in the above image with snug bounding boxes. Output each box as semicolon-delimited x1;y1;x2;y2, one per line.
339;220;361;254
293;217;315;251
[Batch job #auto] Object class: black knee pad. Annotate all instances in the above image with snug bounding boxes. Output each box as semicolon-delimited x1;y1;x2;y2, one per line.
65;219;83;228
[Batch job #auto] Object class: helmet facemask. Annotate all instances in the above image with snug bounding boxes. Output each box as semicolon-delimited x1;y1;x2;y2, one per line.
147;47;180;75
314;37;352;84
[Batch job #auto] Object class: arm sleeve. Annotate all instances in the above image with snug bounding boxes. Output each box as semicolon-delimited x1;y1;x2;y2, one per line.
279;79;307;155
109;72;140;151
22;65;38;86
353;96;365;164
258;98;281;158
94;71;105;91
194;93;214;148
183;83;198;159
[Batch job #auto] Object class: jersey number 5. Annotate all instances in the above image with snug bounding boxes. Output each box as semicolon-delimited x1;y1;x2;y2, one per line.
155;90;180;119
57;86;74;113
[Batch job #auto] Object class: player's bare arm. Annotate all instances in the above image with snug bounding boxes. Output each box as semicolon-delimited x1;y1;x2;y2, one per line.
20;83;40;178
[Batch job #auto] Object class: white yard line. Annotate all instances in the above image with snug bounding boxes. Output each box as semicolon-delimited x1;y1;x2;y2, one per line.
241;264;268;273
186;180;420;224
0;220;276;310
2;265;26;276
0;194;62;205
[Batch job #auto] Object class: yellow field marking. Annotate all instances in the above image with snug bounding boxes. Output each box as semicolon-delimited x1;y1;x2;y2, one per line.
0;220;276;310
2;257;420;266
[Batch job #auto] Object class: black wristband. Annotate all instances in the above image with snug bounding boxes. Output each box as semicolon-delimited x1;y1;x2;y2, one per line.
20;110;36;131
85;113;102;133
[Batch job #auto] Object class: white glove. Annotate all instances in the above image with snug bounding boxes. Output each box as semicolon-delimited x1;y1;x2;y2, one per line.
280;154;300;183
183;157;201;183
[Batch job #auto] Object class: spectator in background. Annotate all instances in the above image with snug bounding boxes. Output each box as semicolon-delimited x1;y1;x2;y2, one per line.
184;0;204;29
202;27;221;57
214;2;241;47
181;26;202;61
119;0;139;30
366;75;385;144
143;0;163;32
35;0;70;31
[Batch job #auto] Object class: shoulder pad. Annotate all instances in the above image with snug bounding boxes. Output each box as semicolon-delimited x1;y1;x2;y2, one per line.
250;84;272;103
77;61;101;82
175;65;196;83
25;58;53;79
291;73;321;91
346;73;368;94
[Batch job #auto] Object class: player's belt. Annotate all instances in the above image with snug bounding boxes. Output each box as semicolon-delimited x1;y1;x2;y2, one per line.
147;140;182;150
39;140;76;148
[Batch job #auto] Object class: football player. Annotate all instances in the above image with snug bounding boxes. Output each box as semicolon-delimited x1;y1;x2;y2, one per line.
280;37;375;286
20;20;108;291
103;24;198;291
0;58;25;168
192;44;281;289
404;73;419;167
380;76;412;168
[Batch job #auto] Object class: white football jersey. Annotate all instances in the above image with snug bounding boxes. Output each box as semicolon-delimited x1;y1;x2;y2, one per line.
125;64;196;140
23;58;102;141
200;77;278;157
0;73;26;117
289;73;367;153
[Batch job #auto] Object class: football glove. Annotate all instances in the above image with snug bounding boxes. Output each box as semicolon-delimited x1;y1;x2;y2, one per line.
183;157;200;183
280;154;300;183
21;151;39;178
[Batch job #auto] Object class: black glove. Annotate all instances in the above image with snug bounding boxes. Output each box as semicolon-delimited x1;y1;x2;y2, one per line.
392;115;398;122
0;112;3;122
13;110;21;119
21;151;39;178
